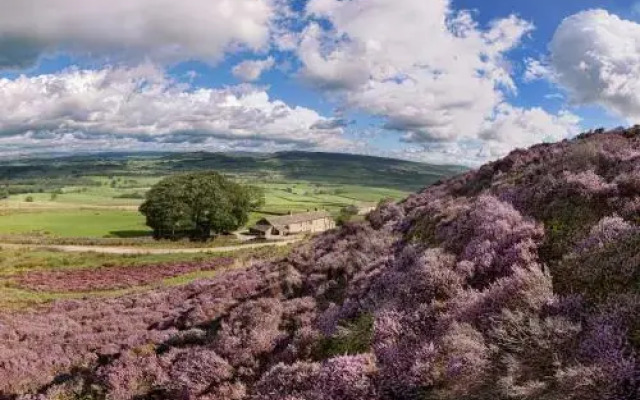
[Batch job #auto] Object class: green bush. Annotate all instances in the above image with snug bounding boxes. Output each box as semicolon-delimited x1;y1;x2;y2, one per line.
554;233;640;303
314;313;374;360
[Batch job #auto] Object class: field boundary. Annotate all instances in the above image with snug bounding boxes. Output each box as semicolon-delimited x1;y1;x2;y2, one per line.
0;238;301;255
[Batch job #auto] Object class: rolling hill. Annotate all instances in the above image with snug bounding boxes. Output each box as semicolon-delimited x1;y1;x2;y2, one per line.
0;151;467;192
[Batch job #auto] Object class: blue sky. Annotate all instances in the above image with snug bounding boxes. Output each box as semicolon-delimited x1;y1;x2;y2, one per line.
1;0;639;165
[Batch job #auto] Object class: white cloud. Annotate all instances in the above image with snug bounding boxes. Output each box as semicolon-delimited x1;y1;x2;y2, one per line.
550;9;640;122
293;0;577;161
232;57;276;82
397;105;581;165
0;64;349;156
523;58;552;82
299;0;533;139
0;0;274;68
544;93;565;101
478;105;581;153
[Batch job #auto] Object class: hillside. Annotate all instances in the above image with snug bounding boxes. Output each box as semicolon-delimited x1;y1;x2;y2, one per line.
1;129;639;399
0;151;467;192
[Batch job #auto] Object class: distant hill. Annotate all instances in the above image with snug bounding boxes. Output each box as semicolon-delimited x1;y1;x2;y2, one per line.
0;151;468;192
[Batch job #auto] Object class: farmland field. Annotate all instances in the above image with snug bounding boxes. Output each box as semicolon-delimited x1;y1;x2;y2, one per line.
0;209;147;238
0;151;462;310
0;181;405;238
0;151;464;241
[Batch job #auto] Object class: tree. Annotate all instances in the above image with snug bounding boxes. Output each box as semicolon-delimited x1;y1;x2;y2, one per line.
336;205;358;226
139;172;264;240
0;187;8;200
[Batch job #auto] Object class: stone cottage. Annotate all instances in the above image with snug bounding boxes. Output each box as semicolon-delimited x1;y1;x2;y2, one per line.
250;210;335;238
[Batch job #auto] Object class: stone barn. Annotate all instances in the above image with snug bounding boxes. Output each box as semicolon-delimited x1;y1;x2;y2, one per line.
250;210;335;238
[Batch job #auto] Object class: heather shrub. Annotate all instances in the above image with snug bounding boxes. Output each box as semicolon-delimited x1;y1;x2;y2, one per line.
367;199;404;229
313;354;378;400
411;322;490;399
163;348;233;396
574;216;638;254
367;246;461;310
213;298;285;372
578;298;640;399
253;361;321;400
97;351;166;400
615;168;640;197
16;257;234;292
253;354;377;400
489;310;582;398
562;170;616;198
563;140;602;172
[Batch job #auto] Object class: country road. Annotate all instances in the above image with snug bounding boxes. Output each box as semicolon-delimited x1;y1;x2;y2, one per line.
0;238;302;255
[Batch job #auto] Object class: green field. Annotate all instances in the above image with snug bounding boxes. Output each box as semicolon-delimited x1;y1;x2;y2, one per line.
0;151;464;241
0;180;405;238
0;210;147;238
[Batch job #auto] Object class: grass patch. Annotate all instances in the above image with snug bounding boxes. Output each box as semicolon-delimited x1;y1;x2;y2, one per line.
0;210;148;238
314;313;375;360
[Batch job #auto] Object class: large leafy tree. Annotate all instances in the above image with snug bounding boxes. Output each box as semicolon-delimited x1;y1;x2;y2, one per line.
140;172;264;240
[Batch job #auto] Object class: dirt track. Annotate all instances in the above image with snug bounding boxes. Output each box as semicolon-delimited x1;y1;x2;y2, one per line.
0;238;301;255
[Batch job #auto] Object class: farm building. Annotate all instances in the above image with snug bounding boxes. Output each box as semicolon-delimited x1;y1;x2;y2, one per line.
250;210;335;238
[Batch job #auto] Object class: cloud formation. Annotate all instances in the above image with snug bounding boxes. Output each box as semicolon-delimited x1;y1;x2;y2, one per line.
232;57;276;81
550;10;640;122
0;0;274;68
295;0;578;157
0;0;602;164
0;64;348;157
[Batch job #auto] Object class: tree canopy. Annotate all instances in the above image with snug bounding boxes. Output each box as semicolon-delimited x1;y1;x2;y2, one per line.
139;172;264;240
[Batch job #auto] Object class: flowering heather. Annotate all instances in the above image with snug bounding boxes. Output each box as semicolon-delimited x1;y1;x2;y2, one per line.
1;128;640;399
14;257;234;292
574;216;639;254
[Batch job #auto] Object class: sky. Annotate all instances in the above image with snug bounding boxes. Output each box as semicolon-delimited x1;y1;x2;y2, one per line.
1;0;640;166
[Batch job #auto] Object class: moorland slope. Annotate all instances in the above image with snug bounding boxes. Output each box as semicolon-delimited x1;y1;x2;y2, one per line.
1;129;639;399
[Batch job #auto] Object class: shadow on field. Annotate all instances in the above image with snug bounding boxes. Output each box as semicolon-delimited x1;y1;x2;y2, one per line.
108;230;152;238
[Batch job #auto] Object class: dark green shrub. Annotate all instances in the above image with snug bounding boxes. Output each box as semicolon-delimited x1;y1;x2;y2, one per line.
314;313;374;360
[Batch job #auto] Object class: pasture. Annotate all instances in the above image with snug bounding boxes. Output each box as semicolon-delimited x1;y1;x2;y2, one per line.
0;209;147;238
0;175;408;240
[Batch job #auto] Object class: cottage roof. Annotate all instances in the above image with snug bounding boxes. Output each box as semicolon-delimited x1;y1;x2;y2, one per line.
263;210;332;227
251;224;272;233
